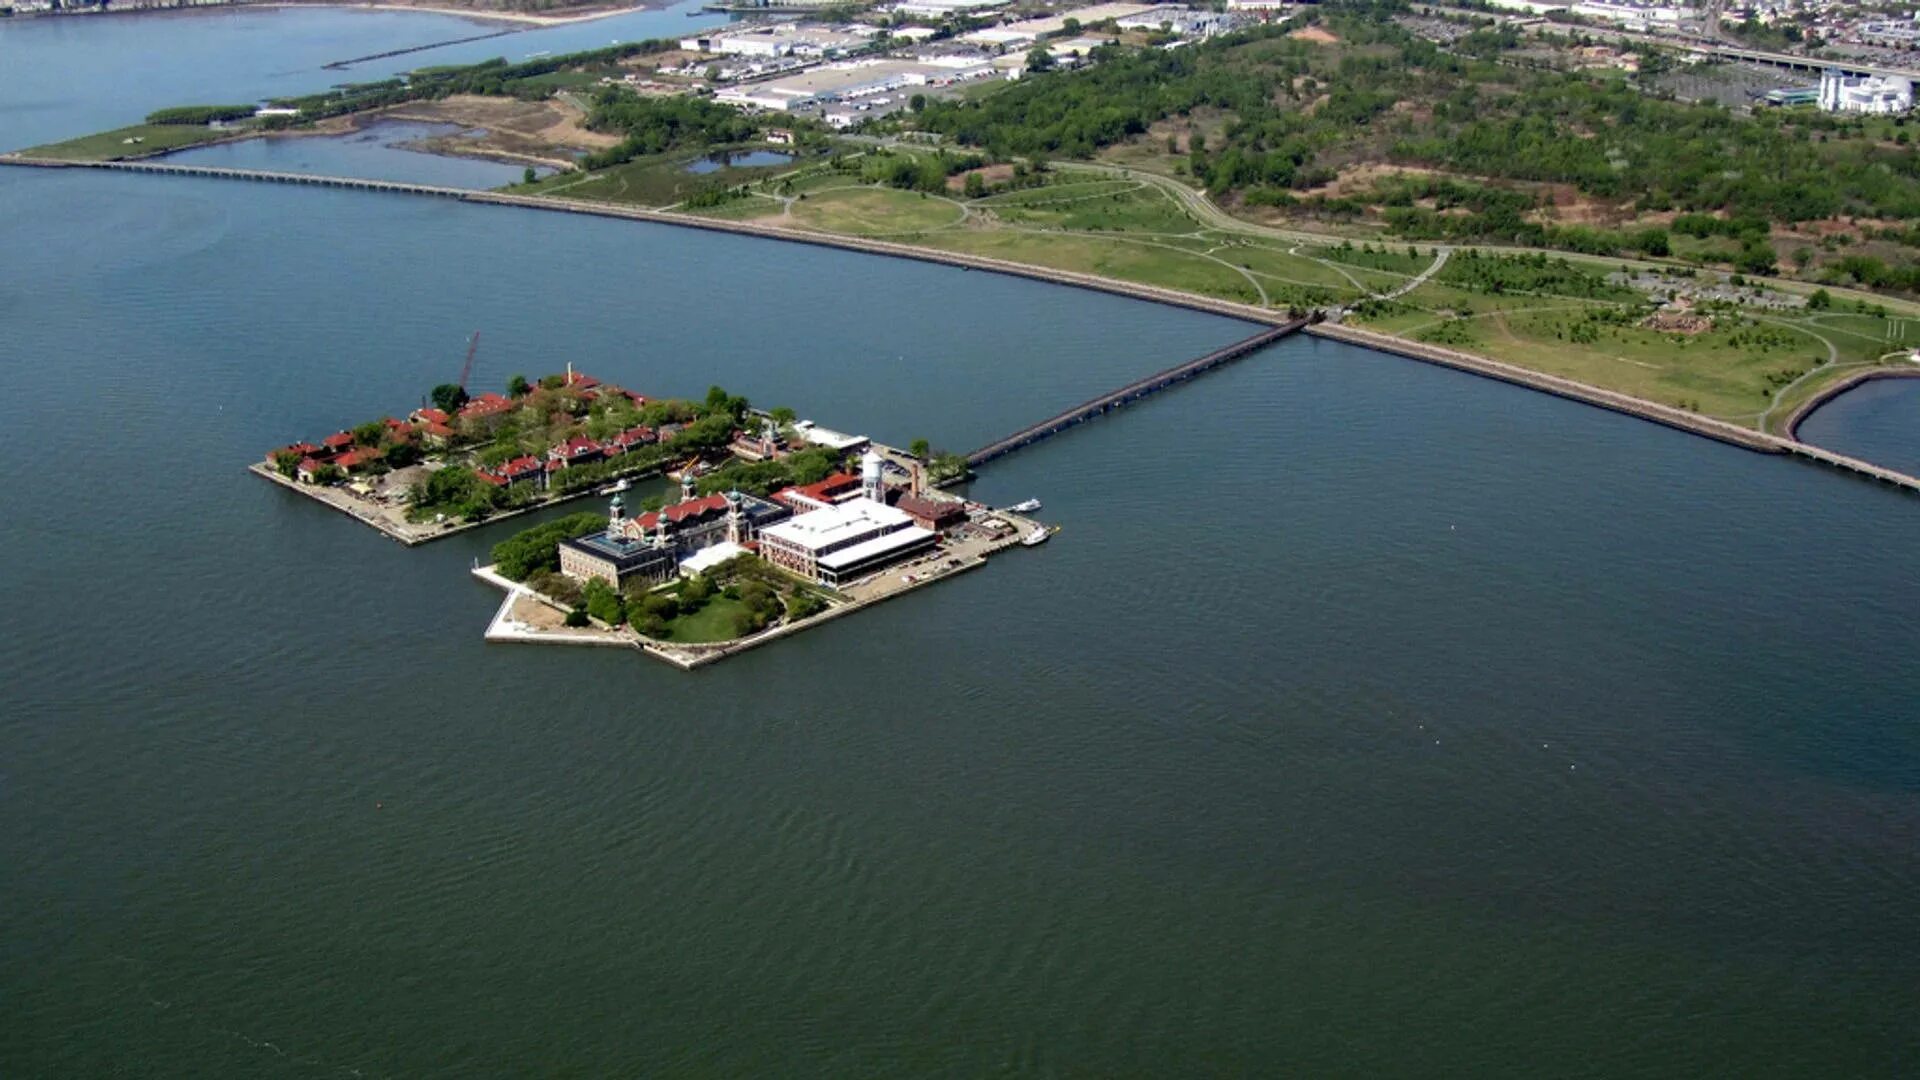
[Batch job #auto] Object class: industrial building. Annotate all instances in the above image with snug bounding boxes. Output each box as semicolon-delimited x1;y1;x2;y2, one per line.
1818;68;1913;114
679;24;871;60
718;58;995;112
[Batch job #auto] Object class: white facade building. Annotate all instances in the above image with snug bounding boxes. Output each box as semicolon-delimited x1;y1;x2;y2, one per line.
757;497;937;586
1818;69;1913;115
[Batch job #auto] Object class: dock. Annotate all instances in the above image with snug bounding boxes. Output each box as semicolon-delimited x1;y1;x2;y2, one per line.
965;318;1312;468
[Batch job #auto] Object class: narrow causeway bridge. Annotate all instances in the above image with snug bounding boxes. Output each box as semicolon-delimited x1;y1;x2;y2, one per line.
4;158;473;198
965;317;1313;468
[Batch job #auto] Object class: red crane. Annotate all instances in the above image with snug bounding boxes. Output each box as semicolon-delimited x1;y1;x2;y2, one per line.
458;331;480;391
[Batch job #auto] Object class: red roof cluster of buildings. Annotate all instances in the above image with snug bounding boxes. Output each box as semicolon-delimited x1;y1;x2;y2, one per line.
474;424;663;488
268;372;657;486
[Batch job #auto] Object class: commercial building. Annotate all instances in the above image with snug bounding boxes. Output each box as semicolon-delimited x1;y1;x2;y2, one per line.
758;496;938;586
680;24;870;60
719;58;994;112
891;0;1008;15
1818;68;1914;114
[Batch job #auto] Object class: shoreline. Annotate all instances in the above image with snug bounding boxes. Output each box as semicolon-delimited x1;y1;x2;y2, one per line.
11;155;1920;498
1779;365;1920;442
247;460;661;544
6;0;650;27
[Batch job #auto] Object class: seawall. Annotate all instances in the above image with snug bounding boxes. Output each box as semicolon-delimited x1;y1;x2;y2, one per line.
11;157;1920;497
1780;365;1920;441
1308;323;1920;495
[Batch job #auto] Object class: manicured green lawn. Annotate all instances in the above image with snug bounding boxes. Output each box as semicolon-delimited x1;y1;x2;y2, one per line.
24;123;247;162
661;595;754;643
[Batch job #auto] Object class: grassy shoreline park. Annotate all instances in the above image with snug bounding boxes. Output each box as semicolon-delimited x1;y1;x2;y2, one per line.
30;1;1920;450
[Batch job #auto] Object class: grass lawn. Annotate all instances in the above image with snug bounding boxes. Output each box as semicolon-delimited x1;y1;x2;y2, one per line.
659;594;755;643
24;123;248;162
920;228;1264;305
790;186;967;235
527;144;821;207
683;193;787;221
976;181;1197;234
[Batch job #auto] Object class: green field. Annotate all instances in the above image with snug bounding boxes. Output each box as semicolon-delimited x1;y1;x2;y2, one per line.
790;187;967;235
23;123;247;162
659;594;756;643
517;144;822;207
531;142;1920;437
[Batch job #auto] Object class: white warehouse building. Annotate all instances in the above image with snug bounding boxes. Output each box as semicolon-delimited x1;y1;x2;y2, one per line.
757;495;938;586
1818;69;1913;115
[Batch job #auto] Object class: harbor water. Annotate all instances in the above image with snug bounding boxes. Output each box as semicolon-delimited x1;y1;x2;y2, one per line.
3;9;1919;1077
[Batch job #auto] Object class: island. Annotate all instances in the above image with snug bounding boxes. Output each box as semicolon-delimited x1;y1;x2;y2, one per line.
473;448;1047;668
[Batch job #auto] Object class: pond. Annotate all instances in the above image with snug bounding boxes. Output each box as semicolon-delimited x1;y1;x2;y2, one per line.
684;149;795;174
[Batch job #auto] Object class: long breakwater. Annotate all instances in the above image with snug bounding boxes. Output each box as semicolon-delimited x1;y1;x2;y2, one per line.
10;156;1920;495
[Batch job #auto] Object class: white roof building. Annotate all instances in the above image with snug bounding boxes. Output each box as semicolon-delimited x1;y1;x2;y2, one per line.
757;497;938;585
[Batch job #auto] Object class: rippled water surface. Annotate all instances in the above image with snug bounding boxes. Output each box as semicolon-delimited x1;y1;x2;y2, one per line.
3;12;1919;1079
1796;375;1920;478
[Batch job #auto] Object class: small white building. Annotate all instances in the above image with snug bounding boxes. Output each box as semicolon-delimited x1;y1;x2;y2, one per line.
1818;68;1913;114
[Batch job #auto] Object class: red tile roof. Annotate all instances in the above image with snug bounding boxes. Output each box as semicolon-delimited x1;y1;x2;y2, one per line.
322;431;355;449
499;455;544;479
410;407;450;425
274;441;323;459
549;435;603;460
460;393;516;419
632;493;728;531
774;472;860;507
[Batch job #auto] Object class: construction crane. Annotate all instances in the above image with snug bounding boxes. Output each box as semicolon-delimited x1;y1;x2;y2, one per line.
458;331;480;391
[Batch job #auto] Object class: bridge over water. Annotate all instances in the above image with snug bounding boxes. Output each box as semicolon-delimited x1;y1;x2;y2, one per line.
965;319;1312;468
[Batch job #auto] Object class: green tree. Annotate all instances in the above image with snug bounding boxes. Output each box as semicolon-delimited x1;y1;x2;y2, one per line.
1807;288;1832;310
272;449;302;478
353;420;388;446
909;438;931;458
1026;47;1055;73
963;171;985;198
431;383;469;413
584;577;625;625
507;373;531;396
910;93;927;113
522;166;537;184
769;405;797;427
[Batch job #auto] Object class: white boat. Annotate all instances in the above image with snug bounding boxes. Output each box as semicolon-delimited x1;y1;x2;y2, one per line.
1021;526;1049;547
597;478;631;495
1007;498;1042;513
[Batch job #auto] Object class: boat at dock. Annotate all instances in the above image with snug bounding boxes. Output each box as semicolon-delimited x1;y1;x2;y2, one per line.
1006;498;1042;513
597;478;631;496
1021;526;1049;547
